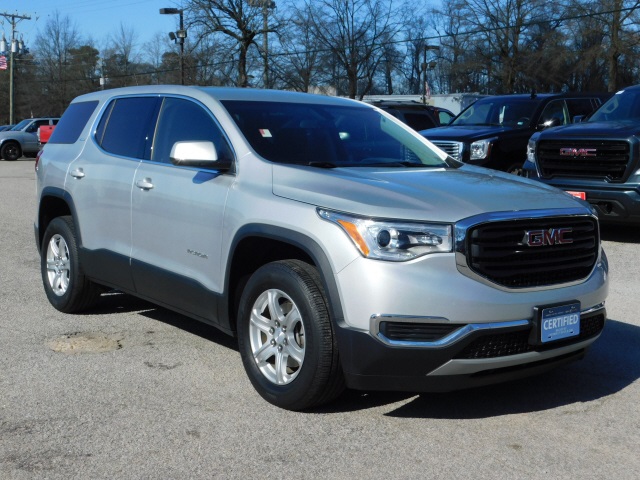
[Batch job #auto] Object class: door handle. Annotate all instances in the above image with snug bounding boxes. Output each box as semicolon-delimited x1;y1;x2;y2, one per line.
136;178;154;190
70;168;85;179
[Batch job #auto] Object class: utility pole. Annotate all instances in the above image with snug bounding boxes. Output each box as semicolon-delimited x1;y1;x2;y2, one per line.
0;12;31;124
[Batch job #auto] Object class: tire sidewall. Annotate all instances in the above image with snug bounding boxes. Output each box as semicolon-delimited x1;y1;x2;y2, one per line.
237;262;329;409
1;142;21;161
41;217;82;312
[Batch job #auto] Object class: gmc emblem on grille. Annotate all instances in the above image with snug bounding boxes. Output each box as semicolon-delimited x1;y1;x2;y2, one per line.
559;147;596;157
523;228;573;247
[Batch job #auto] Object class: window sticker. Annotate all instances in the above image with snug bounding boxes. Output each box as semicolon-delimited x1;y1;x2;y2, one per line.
259;129;272;138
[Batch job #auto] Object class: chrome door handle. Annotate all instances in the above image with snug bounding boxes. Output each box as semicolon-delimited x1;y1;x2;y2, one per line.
136;178;154;190
70;168;85;179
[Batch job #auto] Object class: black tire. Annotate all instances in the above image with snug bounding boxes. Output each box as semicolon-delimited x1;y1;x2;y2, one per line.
237;260;344;410
1;141;21;161
40;216;101;313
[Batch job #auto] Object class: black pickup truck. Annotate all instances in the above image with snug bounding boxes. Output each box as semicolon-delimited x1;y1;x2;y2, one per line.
421;92;608;175
524;85;640;225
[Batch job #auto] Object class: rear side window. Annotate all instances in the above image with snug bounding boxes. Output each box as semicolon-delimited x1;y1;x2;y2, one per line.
49;101;98;144
95;97;160;159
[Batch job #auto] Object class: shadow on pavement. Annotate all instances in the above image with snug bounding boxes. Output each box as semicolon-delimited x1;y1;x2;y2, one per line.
320;318;639;417
601;224;640;243
80;291;638;417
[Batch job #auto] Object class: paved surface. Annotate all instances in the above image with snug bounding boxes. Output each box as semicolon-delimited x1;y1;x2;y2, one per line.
1;159;639;479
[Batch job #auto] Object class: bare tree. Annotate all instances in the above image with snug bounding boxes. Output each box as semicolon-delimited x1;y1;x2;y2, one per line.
186;0;278;87
303;0;401;99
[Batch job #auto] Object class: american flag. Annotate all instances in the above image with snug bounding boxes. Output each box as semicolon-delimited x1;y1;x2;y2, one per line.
0;56;6;70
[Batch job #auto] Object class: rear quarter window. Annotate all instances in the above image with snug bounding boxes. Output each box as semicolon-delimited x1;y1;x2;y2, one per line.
49;101;99;144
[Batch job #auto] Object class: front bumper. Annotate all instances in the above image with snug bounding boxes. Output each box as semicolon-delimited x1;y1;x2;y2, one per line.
336;305;606;392
524;163;640;225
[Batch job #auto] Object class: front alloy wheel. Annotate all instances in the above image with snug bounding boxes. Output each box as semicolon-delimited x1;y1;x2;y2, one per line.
249;289;306;385
237;260;344;410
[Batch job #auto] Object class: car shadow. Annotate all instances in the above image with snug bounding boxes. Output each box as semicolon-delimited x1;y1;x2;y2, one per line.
601;224;640;243
318;318;639;417
83;290;238;351
83;292;638;417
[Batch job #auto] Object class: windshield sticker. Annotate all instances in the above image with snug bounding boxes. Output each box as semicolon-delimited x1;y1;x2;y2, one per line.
259;129;272;138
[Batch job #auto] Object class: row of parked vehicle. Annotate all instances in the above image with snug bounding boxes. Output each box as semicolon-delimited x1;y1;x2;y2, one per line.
376;88;640;226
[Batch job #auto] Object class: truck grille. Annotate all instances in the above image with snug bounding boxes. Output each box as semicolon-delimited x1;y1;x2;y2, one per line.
465;216;599;288
431;140;463;160
537;139;630;181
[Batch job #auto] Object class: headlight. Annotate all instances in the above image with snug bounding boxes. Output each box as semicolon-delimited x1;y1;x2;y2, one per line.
526;134;539;165
469;138;494;160
318;209;452;261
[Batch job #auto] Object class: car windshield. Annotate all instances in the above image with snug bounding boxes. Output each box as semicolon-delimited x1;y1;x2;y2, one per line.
11;119;31;131
588;89;640;122
221;100;451;168
451;98;538;128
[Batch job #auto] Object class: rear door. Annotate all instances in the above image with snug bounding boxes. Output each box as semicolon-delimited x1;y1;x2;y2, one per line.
65;96;160;290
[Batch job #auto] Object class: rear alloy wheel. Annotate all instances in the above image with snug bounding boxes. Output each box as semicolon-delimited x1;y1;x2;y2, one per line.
237;260;344;410
41;216;101;312
1;141;21;161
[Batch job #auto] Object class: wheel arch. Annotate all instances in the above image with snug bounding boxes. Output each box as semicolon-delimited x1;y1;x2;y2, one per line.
37;187;79;252
223;224;345;336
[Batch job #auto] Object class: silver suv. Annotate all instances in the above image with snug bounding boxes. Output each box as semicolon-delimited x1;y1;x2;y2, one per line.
35;86;609;410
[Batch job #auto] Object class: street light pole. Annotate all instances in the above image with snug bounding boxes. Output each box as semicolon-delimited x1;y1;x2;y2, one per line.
421;44;440;105
160;8;186;85
0;12;31;124
248;1;275;88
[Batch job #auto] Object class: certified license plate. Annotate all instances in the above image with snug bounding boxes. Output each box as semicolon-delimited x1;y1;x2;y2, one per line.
566;191;586;200
540;303;581;343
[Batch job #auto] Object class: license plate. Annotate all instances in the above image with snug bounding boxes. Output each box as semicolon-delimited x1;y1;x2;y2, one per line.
540;303;581;343
566;191;586;200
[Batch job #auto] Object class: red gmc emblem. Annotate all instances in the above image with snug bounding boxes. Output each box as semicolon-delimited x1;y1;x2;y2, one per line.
559;147;596;157
524;228;573;247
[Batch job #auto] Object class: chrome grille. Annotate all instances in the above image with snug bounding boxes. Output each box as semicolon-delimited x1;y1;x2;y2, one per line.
464;216;599;288
431;140;463;160
537;139;630;181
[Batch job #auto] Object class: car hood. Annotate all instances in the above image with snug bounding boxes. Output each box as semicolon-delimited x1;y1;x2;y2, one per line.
539;120;640;138
420;125;523;142
272;164;586;223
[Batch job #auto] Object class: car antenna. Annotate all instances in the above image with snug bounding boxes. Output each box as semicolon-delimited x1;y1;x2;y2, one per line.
530;89;537;99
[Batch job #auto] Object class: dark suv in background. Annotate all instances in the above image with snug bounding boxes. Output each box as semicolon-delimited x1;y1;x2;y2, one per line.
367;100;455;131
525;85;640;225
421;93;610;175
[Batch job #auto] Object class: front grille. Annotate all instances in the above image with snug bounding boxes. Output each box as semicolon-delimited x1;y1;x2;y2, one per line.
379;322;460;342
466;216;599;288
537;139;630;181
431;140;463;160
455;313;605;359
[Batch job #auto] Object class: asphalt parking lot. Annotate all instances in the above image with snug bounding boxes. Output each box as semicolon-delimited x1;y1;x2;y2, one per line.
1;159;639;479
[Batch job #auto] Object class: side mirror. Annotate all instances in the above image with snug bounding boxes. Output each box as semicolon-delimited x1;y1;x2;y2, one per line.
573;115;585;124
170;141;232;170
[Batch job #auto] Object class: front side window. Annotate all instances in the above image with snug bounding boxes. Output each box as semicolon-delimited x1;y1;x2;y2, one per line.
221;101;451;168
95;97;160;159
452;98;538;128
151;97;233;164
589;89;640;122
539;100;567;127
